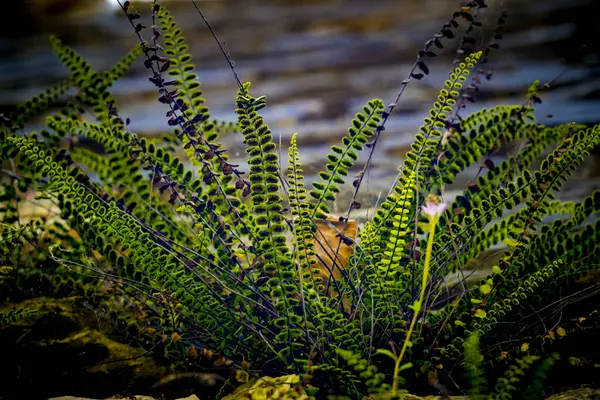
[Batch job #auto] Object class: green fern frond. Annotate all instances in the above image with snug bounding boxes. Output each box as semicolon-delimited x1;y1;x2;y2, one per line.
8;135;269;362
309;99;384;219
3;77;73;130
437;105;536;187
287;133;318;296
156;5;219;162
50;35;95;90
375;169;417;283
373;51;484;251
459;123;578;212
157;5;208;121
50;35;105;121
236;83;304;363
463;333;488;399
0;307;37;326
49;36;135;124
521;353;560;400
48;117;128;152
100;44;142;83
491;353;542;400
329;348;389;395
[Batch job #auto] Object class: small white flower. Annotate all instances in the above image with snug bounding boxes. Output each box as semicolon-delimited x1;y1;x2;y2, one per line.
421;200;447;222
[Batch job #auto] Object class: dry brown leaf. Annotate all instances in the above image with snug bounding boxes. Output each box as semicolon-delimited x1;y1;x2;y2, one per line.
310;213;358;296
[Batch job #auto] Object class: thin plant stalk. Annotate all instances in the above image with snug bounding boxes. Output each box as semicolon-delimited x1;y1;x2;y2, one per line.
392;200;444;395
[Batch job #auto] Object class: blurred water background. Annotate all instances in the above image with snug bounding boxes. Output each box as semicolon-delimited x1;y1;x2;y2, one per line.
1;0;599;211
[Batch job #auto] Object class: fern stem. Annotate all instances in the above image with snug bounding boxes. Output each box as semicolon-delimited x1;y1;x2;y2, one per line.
392;212;437;395
189;0;243;91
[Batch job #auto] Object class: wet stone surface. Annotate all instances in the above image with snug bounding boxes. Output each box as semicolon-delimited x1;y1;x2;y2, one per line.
1;1;599;210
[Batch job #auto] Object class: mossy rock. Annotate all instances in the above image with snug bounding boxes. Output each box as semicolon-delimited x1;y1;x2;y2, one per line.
0;296;168;400
223;375;315;400
544;388;600;400
382;388;600;400
48;395;200;400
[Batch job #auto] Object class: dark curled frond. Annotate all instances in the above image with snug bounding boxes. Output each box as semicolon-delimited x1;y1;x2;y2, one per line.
156;4;238;161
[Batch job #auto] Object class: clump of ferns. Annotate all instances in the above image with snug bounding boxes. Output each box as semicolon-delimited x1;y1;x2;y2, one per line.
0;183;97;301
0;172;154;348
2;0;600;397
329;332;561;400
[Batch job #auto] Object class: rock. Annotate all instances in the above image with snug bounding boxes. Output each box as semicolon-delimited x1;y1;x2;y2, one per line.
222;375;313;400
48;395;200;400
0;296;168;400
544;388;600;400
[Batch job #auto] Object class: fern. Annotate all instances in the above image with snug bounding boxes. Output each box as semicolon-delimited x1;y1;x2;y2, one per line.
3;2;600;398
491;354;541;400
372;51;484;268
236;83;305;363
463;333;488;399
156;4;215;158
49;36;139;124
2;77;73;130
521;353;560;400
309;99;384;219
287;133;319;300
0;307;37;325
